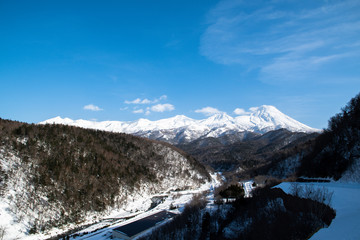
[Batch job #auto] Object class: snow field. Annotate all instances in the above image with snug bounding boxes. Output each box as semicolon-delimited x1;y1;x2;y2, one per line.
278;182;360;240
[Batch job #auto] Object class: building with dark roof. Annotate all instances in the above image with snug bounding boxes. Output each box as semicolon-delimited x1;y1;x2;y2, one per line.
112;210;176;239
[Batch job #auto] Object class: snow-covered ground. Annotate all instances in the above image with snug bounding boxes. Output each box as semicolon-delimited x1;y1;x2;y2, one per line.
47;172;222;240
278;182;360;240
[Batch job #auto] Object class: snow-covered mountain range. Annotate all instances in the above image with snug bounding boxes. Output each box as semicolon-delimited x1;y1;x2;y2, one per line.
40;105;319;144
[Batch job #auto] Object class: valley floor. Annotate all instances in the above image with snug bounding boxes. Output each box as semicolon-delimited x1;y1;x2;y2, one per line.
278;181;360;240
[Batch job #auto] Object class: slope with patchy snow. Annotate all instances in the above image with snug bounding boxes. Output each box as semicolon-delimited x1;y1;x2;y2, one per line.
0;119;211;240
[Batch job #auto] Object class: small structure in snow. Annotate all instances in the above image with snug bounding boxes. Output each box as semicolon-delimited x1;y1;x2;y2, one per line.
242;180;255;198
112;210;176;239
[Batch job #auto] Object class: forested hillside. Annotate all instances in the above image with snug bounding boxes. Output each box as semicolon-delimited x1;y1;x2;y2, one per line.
298;93;360;180
255;92;360;181
177;129;318;172
0;119;210;237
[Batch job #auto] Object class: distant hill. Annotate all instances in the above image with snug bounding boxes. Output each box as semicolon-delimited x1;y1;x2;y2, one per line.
0;119;210;237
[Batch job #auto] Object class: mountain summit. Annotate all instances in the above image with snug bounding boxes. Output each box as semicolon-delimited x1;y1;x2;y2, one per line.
41;105;319;144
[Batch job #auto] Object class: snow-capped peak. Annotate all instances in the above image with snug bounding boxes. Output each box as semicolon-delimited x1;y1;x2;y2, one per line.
40;105;319;143
251;105;281;116
202;112;233;122
246;105;317;133
207;112;234;122
154;115;195;129
44;116;75;125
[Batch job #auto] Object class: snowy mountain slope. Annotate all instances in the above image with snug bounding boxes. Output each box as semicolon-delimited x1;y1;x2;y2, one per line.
236;105;317;133
0;119;210;239
40;105;319;144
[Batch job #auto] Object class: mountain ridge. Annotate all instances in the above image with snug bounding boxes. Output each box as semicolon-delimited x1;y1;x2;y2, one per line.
41;105;319;144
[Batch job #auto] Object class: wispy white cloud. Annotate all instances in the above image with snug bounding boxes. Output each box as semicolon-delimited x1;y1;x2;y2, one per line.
233;108;249;115
83;104;103;111
159;95;167;101
124;95;173;115
151;103;175;112
125;98;151;104
195;107;222;116
201;0;360;83
133;109;144;114
124;95;168;105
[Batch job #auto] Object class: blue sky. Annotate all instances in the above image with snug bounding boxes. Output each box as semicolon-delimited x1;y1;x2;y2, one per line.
1;0;359;129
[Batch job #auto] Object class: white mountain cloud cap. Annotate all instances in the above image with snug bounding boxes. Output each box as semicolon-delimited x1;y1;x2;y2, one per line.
195;107;222;116
83;104;103;111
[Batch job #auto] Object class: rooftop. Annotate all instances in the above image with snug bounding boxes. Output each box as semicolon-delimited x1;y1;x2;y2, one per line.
113;210;176;238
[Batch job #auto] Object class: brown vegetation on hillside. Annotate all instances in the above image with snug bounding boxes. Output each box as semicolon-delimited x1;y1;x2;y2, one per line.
0;119;210;233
